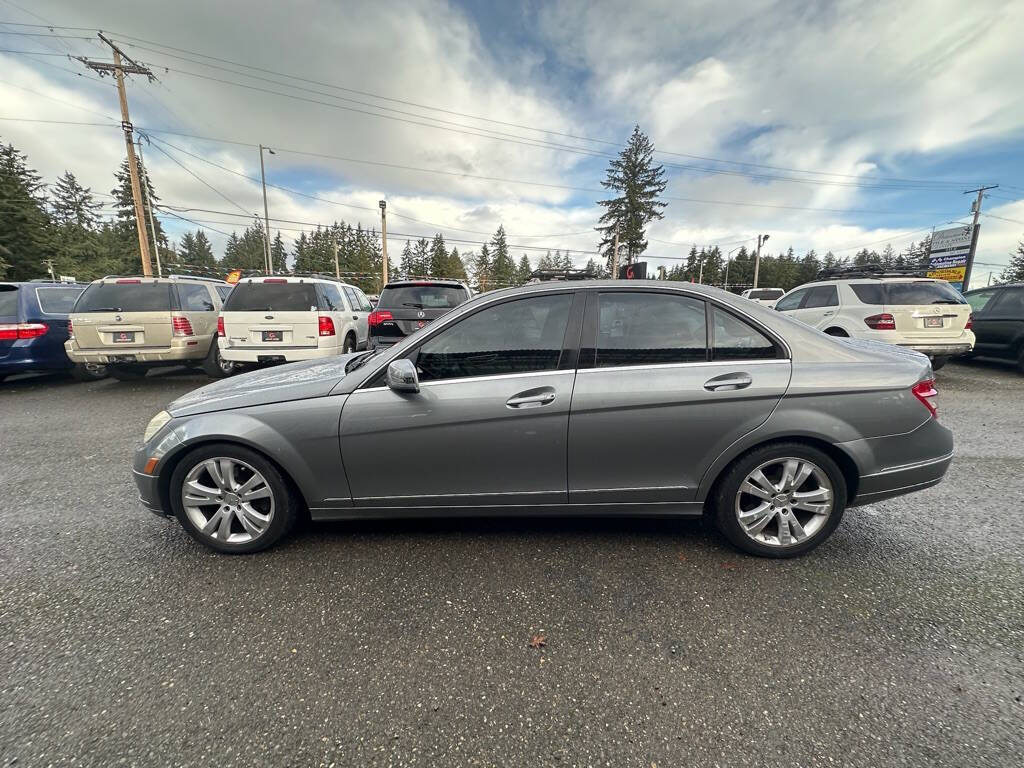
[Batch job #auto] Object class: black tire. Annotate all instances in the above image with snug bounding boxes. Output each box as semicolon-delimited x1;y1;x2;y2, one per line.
70;363;107;382
107;363;148;381
201;339;236;378
342;333;356;354
930;356;949;371
1016;347;1024;375
168;443;300;554
824;327;848;337
711;442;847;558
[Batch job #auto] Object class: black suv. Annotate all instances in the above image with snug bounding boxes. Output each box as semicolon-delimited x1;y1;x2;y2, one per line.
369;279;472;350
963;283;1024;373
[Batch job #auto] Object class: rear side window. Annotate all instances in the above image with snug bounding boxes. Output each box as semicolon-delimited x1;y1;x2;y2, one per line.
216;285;233;302
849;283;885;305
991;287;1024;317
320;283;345;312
0;285;19;317
964;289;997;313
223;282;319;312
354;289;373;311
774;289;806;312
379;284;468;310
596;292;706;367
177;284;215;311
35;287;83;314
711;307;778;360
342;286;362;311
75;282;173;312
803;285;838;308
885;281;965;305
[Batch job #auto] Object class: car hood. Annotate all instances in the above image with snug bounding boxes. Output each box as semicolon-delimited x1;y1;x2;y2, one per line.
168;355;359;417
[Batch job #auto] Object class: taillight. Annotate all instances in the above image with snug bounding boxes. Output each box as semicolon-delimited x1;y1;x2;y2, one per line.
864;313;896;330
0;323;48;340
318;315;336;336
965;313;973;331
912;378;938;419
217;316;225;337
263;278;287;284
171;316;194;336
67;319;74;339
368;310;393;327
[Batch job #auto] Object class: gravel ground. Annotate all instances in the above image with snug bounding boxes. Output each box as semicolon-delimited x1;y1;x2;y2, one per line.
1;360;1022;767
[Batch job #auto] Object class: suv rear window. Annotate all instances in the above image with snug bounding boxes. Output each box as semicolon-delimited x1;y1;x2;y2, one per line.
884;281;965;305
36;287;84;314
75;282;174;312
223;282;319;312
0;285;18;317
378;284;468;310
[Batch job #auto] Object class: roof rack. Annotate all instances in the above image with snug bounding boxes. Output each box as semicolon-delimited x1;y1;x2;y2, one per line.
815;264;930;280
235;271;358;284
99;273;228;284
528;268;595;282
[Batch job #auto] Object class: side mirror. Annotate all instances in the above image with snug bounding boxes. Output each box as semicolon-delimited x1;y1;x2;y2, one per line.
386;359;420;394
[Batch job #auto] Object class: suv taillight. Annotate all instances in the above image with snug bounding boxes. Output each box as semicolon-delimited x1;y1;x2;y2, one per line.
965;312;973;331
171;316;194;336
864;313;896;330
368;310;393;327
0;323;48;340
67;319;74;339
217;316;225;337
912;378;938;419
318;315;336;336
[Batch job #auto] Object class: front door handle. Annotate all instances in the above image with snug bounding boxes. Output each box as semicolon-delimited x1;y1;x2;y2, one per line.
506;388;556;408
704;373;753;392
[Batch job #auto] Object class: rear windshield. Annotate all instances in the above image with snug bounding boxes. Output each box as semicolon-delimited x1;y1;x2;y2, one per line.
747;289;784;300
884;281;965;305
36;287;84;314
223;282;319;312
75;282;174;312
378;284;468;309
0;285;17;317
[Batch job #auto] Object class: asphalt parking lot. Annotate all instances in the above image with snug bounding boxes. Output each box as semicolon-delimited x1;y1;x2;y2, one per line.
1;361;1022;767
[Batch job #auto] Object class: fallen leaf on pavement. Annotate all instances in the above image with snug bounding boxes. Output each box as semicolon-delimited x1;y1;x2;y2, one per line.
528;634;546;649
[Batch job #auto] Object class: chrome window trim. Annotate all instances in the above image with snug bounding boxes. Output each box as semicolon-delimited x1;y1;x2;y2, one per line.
575;358;788;375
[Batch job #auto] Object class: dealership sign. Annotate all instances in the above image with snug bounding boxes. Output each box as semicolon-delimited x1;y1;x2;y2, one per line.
928;225;975;291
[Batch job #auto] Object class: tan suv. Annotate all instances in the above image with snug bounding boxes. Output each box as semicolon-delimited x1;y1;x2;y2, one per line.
65;275;235;381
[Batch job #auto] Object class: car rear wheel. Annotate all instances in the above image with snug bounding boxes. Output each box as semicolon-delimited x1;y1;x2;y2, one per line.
712;442;847;558
930;356;949;371
70;363;106;382
202;340;236;378
107;363;148;381
169;443;298;554
342;333;356;354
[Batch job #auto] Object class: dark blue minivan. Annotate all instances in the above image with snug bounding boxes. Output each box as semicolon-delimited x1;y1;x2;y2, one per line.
0;281;105;382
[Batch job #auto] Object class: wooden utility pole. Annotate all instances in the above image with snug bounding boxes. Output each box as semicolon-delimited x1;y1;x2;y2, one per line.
80;34;155;276
379;200;389;288
136;138;162;277
753;233;770;289
333;238;340;279
610;223;620;279
961;185;998;291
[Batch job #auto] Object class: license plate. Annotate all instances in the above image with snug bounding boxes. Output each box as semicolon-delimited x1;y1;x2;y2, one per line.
924;317;943;328
113;331;135;343
416;320;426;329
261;330;283;342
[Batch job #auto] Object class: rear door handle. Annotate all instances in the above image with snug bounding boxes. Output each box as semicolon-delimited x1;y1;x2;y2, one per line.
704;373;753;392
822;310;835;316
506;389;556;408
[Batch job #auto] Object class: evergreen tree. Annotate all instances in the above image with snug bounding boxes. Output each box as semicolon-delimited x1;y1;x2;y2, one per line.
270;231;287;271
595;125;667;271
223;232;242;267
110;157;168;274
583;257;605;278
0;141;52;280
537;250;554;271
1001;242;1024;283
51;171;101;229
446;246;467;281
515;254;532;284
489;225;516;287
413;238;431;278
399;240;415;279
178;231;196;263
292;232;311;272
429;233;448;276
472;244;492;291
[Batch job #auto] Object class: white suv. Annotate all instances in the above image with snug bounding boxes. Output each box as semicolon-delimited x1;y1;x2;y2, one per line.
741;288;785;308
218;276;371;366
774;277;974;369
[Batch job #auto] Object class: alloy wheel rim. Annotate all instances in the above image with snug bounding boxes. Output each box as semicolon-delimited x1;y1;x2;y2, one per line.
735;457;833;547
181;457;275;544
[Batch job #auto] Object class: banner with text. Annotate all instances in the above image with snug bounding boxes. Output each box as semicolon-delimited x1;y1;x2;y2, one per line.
927;225;974;291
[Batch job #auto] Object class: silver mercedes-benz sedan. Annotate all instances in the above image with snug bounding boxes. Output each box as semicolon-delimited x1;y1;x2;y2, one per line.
133;280;952;557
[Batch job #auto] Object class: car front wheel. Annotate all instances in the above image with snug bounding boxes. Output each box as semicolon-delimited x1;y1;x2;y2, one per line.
169;443;299;553
712;442;847;558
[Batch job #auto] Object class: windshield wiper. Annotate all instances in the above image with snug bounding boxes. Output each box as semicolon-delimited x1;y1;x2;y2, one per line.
345;350;378;373
83;307;122;312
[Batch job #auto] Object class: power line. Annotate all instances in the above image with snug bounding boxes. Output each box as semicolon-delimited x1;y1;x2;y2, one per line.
0;77;119;122
140;134;253;217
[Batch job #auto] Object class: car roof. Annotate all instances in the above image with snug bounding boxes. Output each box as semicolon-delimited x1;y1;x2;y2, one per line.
383;279;467;287
235;275;358;287
87;275;229;285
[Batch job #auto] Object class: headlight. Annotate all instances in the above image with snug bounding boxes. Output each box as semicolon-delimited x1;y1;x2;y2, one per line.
143;410;172;443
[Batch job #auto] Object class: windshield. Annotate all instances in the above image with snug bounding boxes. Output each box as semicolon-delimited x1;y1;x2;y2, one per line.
885;281;965;305
378;284;468;309
75;283;173;312
36;287;84;314
223;282;319;312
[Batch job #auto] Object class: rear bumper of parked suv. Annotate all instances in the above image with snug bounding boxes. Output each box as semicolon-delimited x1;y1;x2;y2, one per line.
65;337;210;365
219;339;340;363
897;341;973;358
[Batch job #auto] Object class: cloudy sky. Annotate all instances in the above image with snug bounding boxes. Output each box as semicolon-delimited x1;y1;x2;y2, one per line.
1;0;1023;286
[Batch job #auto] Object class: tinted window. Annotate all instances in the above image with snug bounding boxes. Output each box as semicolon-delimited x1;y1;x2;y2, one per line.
0;285;18;317
177;284;215;311
596;292;706;367
75;282;173;312
416;294;571;381
886;281;965;305
35;287;84;314
850;283;885;305
379;284;468;310
223;282;319;312
774;289;806;312
991;287;1024;317
747;289;784;300
964;289;997;313
216;285;233;302
712;307;778;360
803;285;838;308
355;289;373;311
320;283;345;312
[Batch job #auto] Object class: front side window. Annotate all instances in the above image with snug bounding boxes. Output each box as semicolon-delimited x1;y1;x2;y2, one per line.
596;292;706;367
320;283;345;312
177;284;215;312
712;306;779;360
416;293;572;382
355;289;373;311
803;285;839;309
342;286;361;311
774;289;806;312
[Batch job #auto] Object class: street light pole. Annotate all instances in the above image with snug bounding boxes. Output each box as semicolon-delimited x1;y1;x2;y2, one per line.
259;144;275;274
379;200;389;289
753;234;770;289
